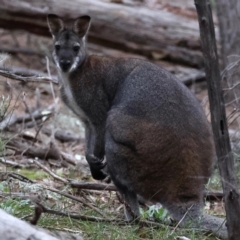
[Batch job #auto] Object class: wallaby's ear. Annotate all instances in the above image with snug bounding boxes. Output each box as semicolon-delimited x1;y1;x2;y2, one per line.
73;15;91;38
47;14;64;38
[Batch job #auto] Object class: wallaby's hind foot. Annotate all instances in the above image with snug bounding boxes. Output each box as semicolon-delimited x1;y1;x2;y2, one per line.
85;154;107;180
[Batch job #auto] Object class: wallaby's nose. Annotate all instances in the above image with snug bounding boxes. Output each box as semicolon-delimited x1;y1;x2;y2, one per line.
60;59;71;72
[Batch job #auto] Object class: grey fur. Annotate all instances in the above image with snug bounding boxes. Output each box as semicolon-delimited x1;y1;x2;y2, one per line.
47;14;228;239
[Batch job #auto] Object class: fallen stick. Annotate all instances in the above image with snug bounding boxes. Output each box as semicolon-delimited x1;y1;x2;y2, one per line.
33;160;68;184
0;158;25;168
0;66;57;80
0;108;53;130
0;171;33;183
70;181;116;191
5;138;77;166
0;69;58;84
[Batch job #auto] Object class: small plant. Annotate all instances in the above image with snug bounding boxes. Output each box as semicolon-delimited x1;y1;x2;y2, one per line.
140;205;169;221
0;199;32;216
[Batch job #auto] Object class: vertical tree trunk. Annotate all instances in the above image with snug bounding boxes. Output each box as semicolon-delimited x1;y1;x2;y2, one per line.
216;0;240;103
195;0;240;239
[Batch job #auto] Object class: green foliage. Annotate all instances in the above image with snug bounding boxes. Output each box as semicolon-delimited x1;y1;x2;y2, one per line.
0;181;9;192
140;205;168;221
18;169;49;180
0;199;32;216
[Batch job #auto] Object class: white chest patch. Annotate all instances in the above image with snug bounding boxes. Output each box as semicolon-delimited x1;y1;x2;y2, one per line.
58;71;88;122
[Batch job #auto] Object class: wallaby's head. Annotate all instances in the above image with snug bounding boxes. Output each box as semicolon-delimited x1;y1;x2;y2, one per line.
47;14;91;73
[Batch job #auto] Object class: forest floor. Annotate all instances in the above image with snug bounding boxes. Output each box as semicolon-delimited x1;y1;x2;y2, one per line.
0;23;235;240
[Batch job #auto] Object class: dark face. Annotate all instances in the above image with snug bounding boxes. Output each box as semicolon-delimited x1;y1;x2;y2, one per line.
47;14;91;73
53;30;86;73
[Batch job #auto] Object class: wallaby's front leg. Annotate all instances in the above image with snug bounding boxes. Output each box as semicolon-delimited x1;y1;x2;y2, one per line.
85;122;107;180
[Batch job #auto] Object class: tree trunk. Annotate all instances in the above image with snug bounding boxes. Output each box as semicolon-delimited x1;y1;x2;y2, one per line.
0;0;206;68
195;0;240;239
216;0;240;103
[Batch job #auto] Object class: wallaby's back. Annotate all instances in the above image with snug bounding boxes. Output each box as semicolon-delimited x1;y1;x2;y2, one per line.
104;57;214;219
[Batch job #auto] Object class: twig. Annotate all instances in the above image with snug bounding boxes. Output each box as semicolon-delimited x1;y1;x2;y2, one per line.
6;139;66;165
33;160;68;184
45;187;109;219
22;92;38;130
36;201;114;223
0;158;24;168
70;181;116;191
46;56;56;101
0;171;33;183
5;139;72;167
0;69;58;84
0;66;57;80
0;107;53;130
170;205;193;235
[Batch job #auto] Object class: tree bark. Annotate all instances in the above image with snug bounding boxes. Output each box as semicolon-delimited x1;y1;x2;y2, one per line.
0;0;206;68
216;0;240;68
195;0;240;239
216;0;240;103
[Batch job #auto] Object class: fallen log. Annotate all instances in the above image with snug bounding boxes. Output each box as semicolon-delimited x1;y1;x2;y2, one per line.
0;0;210;68
0;209;84;240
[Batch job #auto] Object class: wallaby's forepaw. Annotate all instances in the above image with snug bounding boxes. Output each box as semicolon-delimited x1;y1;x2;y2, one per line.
86;154;108;180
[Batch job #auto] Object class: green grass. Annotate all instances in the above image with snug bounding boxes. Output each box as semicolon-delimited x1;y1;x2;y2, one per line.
0;193;218;240
0;198;33;217
0;157;226;240
18;169;49;181
0;163;224;240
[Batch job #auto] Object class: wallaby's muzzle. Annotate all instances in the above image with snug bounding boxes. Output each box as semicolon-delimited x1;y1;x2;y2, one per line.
60;58;72;72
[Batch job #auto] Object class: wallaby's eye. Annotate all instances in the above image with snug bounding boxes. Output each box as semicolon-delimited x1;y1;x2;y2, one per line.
55;44;61;51
73;46;80;52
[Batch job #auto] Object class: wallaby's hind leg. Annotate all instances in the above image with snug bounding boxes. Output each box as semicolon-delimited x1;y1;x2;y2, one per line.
114;182;140;221
105;132;140;221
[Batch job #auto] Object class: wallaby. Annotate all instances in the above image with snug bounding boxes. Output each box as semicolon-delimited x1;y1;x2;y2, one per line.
47;14;228;238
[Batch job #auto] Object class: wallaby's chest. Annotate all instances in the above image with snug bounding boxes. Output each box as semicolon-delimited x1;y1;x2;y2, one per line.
58;72;88;122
